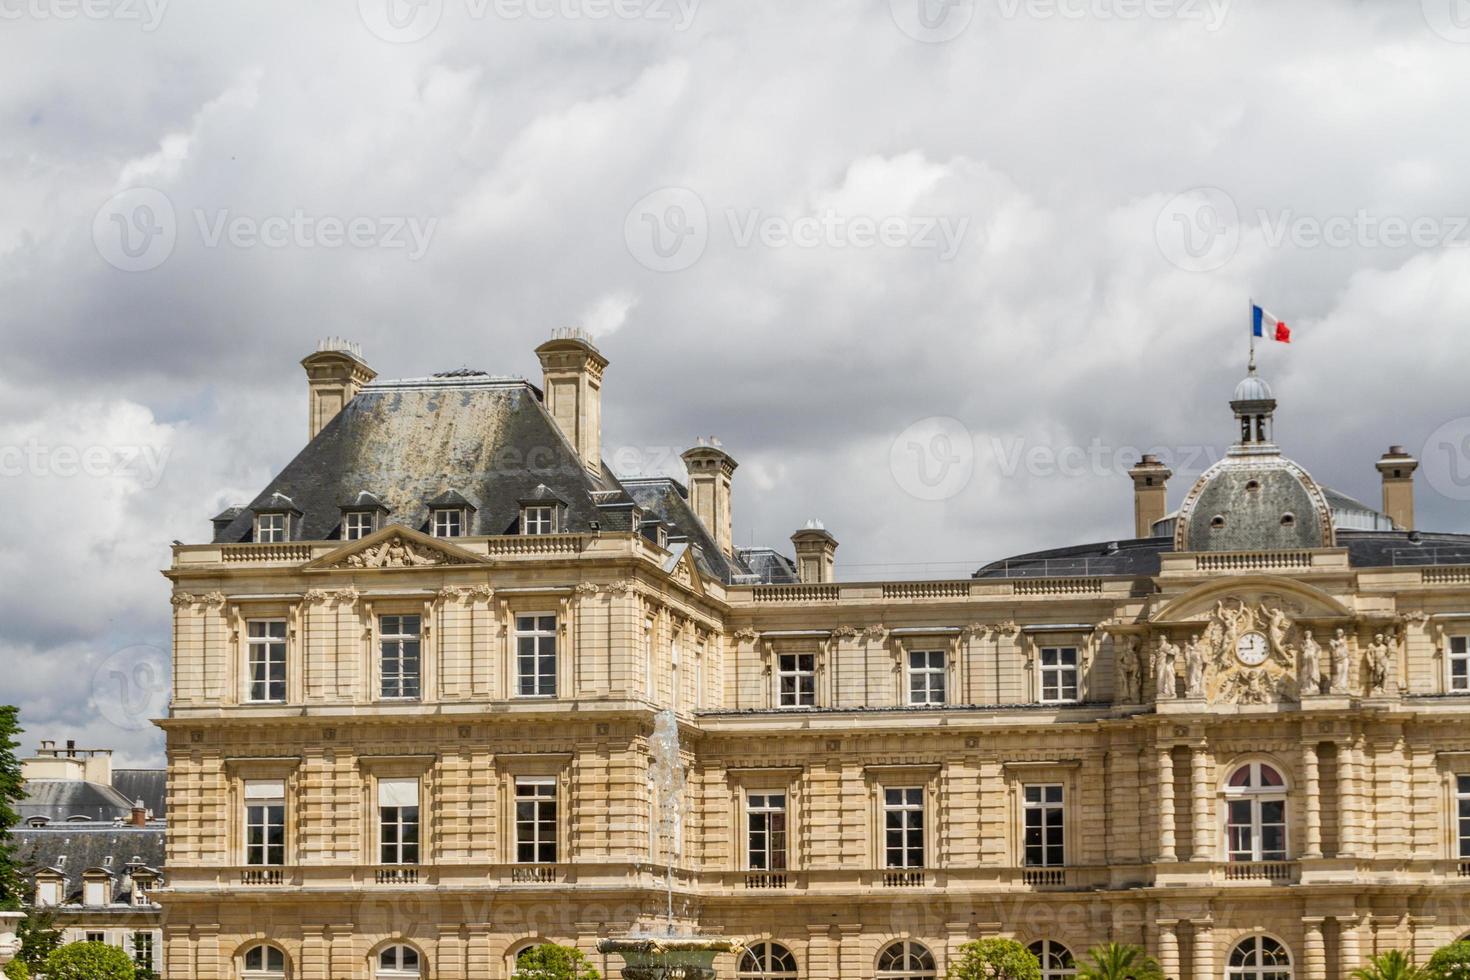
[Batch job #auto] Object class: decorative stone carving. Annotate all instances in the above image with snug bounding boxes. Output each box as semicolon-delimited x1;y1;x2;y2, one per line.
832;626;861;639
1330;628;1352;694
1368;633;1396;695
861;624;888;640
1199;596;1302;704
1299;630;1324;695
1117;638;1142;704
1184;634;1207;699
1155;638;1179;701
574;582;601;595
732;627;759;642
343;536;455;569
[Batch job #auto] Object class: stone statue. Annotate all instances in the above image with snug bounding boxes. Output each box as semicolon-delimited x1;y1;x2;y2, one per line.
1264;606;1291;663
1368;633;1395;695
1155;638;1178;701
1330;628;1351;694
1118;639;1141;704
1184;634;1207;699
1299;630;1323;696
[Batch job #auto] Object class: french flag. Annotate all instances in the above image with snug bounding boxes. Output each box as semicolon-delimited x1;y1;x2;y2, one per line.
1252;303;1291;343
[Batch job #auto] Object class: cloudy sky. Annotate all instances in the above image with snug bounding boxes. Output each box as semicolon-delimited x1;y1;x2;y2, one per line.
3;0;1470;765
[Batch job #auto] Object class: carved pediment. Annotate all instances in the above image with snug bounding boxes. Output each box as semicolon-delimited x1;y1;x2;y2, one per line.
304;526;488;571
663;546;705;596
1151;575;1352;625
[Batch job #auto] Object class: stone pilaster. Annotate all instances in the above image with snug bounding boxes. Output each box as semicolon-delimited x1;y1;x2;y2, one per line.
1339;915;1362;978
806;925;833;980
1303;742;1323;859
1191;743;1212;860
1192;919;1213;980
1303;917;1326;980
1337;739;1357;857
1159;745;1177;862
1158;919;1181;980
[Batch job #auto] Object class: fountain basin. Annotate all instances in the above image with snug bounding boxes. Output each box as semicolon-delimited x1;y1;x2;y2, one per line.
597;937;745;980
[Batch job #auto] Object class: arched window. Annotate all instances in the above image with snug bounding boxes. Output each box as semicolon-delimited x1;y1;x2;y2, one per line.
242;944;287;979
878;940;937;979
376;945;421;979
738;941;799;978
1225;762;1287;861
1028;940;1076;980
1228;936;1291;980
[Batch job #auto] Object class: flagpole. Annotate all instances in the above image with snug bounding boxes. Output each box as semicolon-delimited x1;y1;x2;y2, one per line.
1248;297;1256;374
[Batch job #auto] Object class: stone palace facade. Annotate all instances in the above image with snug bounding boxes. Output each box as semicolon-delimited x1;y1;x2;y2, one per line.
158;334;1470;980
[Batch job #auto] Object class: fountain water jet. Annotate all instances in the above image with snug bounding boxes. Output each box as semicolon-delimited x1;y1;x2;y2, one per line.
596;709;742;980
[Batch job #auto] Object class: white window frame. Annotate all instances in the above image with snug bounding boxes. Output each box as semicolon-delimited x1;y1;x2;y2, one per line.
1028;941;1075;980
1023;783;1066;867
430;508;464;538
246;619;288;704
242;944;287;979
514;777;558;864
244;780;286;867
1039;646;1079;703
378;778;421;866
738;942;799;979
1227;935;1293;980
1224;761;1288;862
746;792;788;872
1450;635;1470;693
254;513;287;543
522;505;556;535
1456;774;1470;859
883;786;925;869
876;940;937;979
378;614;422;701
377;945;421;979
907;649;947;705
777;652;816;708
515;613;558;698
131;931;155;971
84;931;106;944
343;511;376;540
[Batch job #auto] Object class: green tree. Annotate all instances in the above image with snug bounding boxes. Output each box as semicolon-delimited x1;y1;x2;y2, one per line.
16;910;64;971
947;938;1043;980
510;943;601;980
1076;943;1166;980
3;958;31;980
1426;942;1470;980
42;942;136;980
0;706;25;912
1354;950;1425;980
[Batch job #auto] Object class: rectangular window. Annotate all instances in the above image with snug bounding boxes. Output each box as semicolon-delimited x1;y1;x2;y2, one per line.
778;653;816;707
246;620;287;703
431;508;463;537
244;779;286;867
747;792;788;871
378;778;420;865
379;615;422;700
516;615;558;697
883;787;925;868
343;511;375;540
515;778;558;863
131;932;154;968
523;505;555;535
1023;784;1065;867
1039;646;1079;703
1458;775;1470;859
255;513;286;543
908;649;947;705
85;932;105;944
1451;636;1470;692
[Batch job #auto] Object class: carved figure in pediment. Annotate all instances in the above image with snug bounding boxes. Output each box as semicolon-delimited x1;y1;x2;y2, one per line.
1299;630;1323;695
1263;605;1293;665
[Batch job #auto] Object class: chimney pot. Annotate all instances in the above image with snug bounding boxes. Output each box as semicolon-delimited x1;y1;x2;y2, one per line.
301;340;376;441
1376;446;1420;531
681;442;738;559
1127;455;1173;539
791;522;838;583
535;332;608;475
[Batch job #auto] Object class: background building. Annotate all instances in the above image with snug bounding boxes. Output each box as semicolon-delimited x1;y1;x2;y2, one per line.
13;740;166;975
159;335;1470;979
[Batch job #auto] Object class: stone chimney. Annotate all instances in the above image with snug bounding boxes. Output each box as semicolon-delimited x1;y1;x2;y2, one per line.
301;338;376;441
790;520;838;583
535;329;608;476
681;439;737;558
1376;445;1419;531
1127;454;1173;538
130;800;148;827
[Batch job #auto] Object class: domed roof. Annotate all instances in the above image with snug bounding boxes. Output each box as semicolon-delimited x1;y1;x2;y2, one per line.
1232;372;1274;402
1174;454;1335;552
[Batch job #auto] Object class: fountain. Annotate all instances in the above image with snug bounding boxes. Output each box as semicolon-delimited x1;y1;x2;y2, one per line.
596;709;743;980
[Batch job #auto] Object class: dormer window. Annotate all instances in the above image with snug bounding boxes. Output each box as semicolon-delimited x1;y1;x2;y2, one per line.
255;513;287;543
522;505;556;535
343;511;375;540
431;508;464;538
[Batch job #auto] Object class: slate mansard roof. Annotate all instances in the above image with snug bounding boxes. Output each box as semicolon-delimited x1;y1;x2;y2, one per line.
12;826;165;903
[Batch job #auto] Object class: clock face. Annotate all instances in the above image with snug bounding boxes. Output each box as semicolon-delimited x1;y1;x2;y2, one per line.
1235;631;1269;666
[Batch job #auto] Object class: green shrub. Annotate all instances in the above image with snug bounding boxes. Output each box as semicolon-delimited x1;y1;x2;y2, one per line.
1427;943;1470;980
43;942;136;980
510;943;601;980
947;938;1043;980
